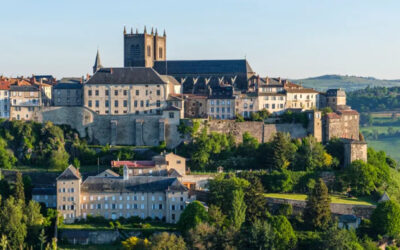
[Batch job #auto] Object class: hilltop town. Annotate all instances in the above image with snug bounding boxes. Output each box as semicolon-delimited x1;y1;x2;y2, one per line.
0;26;398;250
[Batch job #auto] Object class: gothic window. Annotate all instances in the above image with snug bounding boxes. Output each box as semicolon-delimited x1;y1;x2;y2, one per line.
147;46;151;57
159;47;163;59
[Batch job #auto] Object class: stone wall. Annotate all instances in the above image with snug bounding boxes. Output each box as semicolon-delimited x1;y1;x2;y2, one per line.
343;140;368;167
206;120;308;143
35;107;181;148
266;197;375;218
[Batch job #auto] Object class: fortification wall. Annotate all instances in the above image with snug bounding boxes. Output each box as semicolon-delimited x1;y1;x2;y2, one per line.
36;107;181;148
206;120;308;143
266;197;375;218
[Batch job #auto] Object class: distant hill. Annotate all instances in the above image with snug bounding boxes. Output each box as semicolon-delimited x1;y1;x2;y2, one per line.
291;74;400;92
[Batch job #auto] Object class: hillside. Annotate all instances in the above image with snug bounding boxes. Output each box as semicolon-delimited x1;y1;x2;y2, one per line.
292;74;400;92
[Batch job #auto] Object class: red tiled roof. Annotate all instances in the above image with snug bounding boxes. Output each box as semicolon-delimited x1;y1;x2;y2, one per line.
326;113;341;119
111;160;155;168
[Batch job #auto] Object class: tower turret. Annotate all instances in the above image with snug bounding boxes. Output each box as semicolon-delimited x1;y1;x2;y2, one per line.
123;26;126;35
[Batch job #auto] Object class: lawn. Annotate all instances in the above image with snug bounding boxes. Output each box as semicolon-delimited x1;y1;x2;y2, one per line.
264;193;375;206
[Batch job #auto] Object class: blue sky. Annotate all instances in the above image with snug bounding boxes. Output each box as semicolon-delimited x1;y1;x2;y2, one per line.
1;0;400;79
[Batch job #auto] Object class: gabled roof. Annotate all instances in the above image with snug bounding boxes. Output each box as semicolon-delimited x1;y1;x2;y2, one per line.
86;67;168;85
96;169;120;177
111;160;155;168
81;176;187;193
57;165;81;181
153;59;254;75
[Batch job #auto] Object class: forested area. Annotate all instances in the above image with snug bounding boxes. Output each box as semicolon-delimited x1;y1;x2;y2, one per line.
0;119;164;171
347;86;400;112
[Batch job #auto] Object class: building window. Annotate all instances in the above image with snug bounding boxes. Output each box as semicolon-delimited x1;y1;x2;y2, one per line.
169;112;174;119
123;90;128;96
156;90;160;96
136;90;139;96
140;100;144;107
95;90;99;96
105;90;109;96
88;100;92;107
147;46;151;57
146;100;149;107
156;100;160;107
114;100;118;107
105;100;109;107
159;47;163;59
114;90;118;96
134;100;138;107
123;100;128;107
95;100;99;108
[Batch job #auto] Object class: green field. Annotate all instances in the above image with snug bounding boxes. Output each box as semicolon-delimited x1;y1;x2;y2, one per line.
264;193;375;206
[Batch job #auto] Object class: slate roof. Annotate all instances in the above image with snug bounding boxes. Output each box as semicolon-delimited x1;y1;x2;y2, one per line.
10;85;39;92
57;165;81;181
153;59;254;75
86;67;168;85
81;176;187;193
32;187;57;196
326;89;346;97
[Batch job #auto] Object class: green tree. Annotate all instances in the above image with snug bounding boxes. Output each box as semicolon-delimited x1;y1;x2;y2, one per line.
149;232;186;250
25;200;45;247
242;174;266;222
371;200;400;238
0;178;11;200
208;205;226;229
344;160;377;196
230;189;246;230
240;219;274;250
270;215;297;250
23;175;32;203
38;228;47;250
270;132;296;169
186;223;218;250
304;178;331;230
72;157;80;169
122;236;150;250
208;174;249;214
14;171;25;202
48;148;69;170
177;201;209;233
295;136;331;170
0;138;16;169
322;227;362;250
0;197;27;249
325;137;344;167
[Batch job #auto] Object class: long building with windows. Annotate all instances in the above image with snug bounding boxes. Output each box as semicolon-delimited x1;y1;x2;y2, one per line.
84;67;181;115
56;154;195;224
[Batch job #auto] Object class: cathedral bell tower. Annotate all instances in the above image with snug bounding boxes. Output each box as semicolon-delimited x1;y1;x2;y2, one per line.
123;26;166;67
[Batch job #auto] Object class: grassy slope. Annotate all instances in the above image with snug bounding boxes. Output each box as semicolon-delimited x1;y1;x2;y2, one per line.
264;193;375;206
292;75;400;92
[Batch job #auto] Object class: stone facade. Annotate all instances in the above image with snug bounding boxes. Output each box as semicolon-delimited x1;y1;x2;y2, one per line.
324;109;360;143
124;26;166;68
183;94;208;118
56;165;193;224
37;106;182;148
53;78;83;106
343;139;368;167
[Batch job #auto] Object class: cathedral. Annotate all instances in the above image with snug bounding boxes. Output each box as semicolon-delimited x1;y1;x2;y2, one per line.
121;26;255;93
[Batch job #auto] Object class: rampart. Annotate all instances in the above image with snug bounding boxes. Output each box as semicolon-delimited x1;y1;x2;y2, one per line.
206;120;308;143
266;197;375;218
34;107;181;148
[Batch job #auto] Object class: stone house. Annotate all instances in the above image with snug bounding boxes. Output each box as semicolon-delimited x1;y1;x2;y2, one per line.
0;77;11;118
83;67;181;115
56;165;193;224
53;78;83;106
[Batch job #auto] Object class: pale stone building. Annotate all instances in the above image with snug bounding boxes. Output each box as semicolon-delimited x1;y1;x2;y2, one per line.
111;152;186;177
10;83;41;121
0;79;10;118
56;165;192;224
285;88;319;110
235;93;258;118
207;85;235;119
84;67;181;115
53;78;83;106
